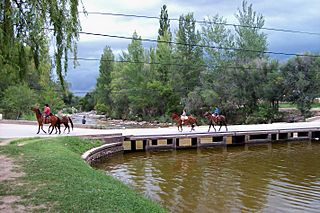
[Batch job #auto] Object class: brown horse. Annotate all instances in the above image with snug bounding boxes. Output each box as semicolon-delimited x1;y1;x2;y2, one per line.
60;116;74;133
48;115;73;134
171;112;197;132
31;107;61;134
203;112;228;132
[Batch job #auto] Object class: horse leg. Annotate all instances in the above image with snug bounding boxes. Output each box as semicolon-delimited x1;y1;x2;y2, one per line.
219;124;222;131
49;124;54;134
225;122;228;131
191;124;195;132
208;121;212;132
57;122;61;134
67;124;70;134
64;124;69;133
37;125;40;134
179;124;183;132
41;125;47;134
213;123;217;132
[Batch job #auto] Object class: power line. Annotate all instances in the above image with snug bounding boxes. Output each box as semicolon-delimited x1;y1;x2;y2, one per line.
74;56;278;71
79;31;320;58
82;11;320;36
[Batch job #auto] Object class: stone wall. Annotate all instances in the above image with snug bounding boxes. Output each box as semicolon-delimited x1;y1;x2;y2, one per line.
82;142;124;165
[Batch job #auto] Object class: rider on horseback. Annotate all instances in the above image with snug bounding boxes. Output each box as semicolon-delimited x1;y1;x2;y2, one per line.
43;104;51;121
212;106;220;117
181;109;188;124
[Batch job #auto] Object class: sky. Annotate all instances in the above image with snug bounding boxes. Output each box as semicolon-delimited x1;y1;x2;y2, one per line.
65;0;320;95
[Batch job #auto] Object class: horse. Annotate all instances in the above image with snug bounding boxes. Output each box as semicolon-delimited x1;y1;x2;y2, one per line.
203;112;228;132
31;107;61;134
171;112;197;132
48;115;73;134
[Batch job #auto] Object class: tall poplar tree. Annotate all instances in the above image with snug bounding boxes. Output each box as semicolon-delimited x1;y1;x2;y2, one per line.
174;13;204;98
95;46;114;114
235;0;267;61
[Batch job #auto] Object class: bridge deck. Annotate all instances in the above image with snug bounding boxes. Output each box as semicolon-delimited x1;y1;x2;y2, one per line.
1;121;320;139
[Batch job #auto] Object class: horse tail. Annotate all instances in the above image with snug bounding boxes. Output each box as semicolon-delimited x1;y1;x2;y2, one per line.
68;117;74;130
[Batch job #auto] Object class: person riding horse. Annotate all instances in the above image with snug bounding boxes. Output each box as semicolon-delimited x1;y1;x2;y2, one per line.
43;104;51;121
212;107;220;117
181;109;188;124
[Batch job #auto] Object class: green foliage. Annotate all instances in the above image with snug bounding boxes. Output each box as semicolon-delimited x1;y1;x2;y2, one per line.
174;13;204;97
1;84;37;119
158;5;171;39
235;0;267;61
95;46;114;115
79;92;95;112
95;102;108;115
0;0;81;90
245;103;280;124
281;54;320;117
39;87;66;113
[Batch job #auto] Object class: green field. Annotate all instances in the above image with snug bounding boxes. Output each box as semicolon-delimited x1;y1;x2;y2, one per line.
0;137;166;212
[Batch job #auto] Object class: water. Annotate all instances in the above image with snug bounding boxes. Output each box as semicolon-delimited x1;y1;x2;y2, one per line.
94;141;320;212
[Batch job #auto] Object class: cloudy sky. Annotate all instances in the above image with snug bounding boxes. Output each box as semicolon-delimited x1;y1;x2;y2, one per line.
65;0;320;95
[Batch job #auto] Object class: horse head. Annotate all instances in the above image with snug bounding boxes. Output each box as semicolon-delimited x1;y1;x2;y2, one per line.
171;112;179;120
203;112;211;118
31;107;41;115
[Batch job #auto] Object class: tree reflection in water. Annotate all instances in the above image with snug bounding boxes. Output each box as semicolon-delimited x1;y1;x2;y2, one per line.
94;141;320;213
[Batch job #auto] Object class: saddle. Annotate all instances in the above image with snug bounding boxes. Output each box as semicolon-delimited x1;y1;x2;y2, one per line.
43;116;51;124
181;115;188;120
212;114;220;121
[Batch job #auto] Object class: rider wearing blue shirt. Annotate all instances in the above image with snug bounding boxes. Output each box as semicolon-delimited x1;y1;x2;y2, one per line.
213;107;220;116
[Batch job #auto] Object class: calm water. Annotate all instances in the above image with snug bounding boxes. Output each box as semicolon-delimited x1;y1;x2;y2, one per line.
94;141;320;212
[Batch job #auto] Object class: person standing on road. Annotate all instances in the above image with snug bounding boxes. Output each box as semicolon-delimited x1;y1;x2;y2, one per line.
82;115;86;124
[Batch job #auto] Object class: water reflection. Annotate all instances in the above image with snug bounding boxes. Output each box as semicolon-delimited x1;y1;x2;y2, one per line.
94;142;320;212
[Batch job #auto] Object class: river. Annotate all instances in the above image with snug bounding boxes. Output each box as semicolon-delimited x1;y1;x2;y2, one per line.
94;141;320;212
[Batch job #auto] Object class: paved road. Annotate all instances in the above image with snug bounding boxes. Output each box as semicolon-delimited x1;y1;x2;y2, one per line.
1;121;320;139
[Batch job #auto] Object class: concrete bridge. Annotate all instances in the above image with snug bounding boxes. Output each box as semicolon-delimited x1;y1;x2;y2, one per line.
2;120;320;163
1;120;320;140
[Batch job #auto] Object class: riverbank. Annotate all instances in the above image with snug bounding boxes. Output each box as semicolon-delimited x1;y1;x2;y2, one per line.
0;137;166;212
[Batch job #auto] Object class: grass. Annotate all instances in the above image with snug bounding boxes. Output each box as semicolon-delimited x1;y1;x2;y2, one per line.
279;102;320;109
0;137;166;212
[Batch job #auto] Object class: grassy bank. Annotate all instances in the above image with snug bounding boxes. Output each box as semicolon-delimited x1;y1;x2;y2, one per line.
0;137;166;212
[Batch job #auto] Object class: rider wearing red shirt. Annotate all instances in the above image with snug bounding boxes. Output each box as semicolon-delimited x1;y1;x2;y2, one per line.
44;104;51;118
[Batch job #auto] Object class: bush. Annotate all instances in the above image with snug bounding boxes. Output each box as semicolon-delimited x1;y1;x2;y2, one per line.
1;84;37;119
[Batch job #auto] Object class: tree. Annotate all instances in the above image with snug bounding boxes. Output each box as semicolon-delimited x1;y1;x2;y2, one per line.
158;5;171;39
173;13;204;98
235;0;267;61
1;84;37;119
281;54;320;117
95;46;114;115
201;14;235;112
0;0;82;90
79;92;95;112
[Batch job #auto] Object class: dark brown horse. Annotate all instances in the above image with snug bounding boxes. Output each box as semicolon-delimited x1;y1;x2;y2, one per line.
31;107;61;134
48;116;73;134
203;112;228;132
59;116;74;133
171;112;197;132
